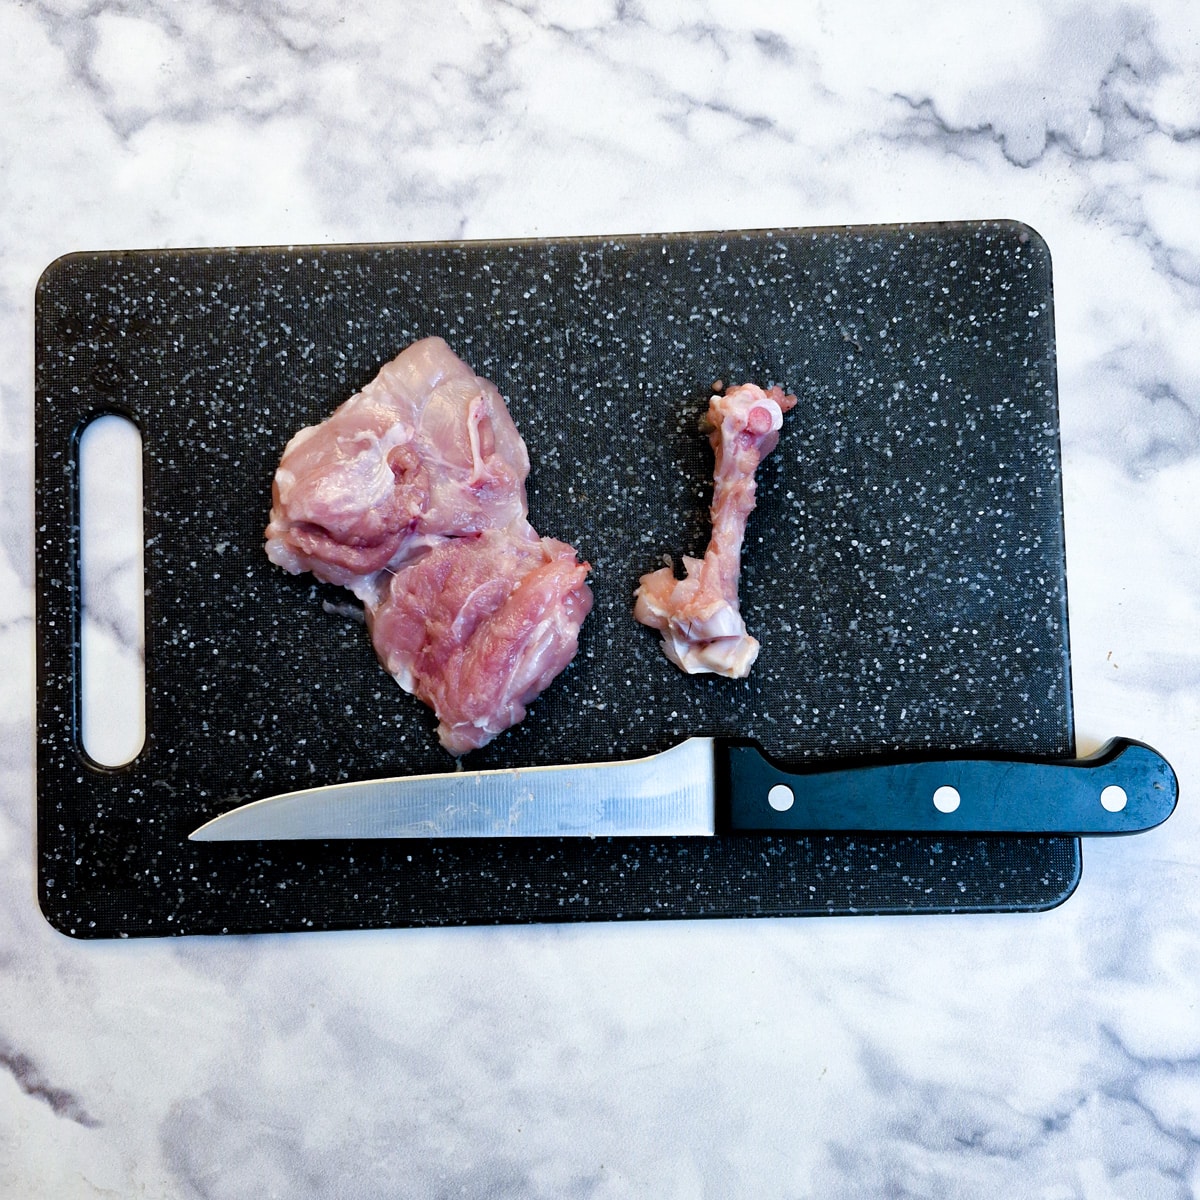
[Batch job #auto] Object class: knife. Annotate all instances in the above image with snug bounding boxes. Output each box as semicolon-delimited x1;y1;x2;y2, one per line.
188;736;1177;842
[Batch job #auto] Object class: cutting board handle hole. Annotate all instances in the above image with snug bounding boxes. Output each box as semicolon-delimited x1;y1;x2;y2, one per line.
77;413;146;768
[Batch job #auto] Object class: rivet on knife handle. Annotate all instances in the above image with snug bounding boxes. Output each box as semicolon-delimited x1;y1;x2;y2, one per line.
720;738;1178;836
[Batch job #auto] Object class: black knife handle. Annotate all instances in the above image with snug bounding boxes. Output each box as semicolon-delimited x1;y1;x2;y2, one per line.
718;738;1178;836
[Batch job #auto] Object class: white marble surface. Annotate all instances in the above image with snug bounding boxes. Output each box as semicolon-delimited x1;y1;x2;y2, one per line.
4;1;1200;1194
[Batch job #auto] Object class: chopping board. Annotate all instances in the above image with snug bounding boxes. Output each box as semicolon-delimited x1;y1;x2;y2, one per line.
35;221;1079;938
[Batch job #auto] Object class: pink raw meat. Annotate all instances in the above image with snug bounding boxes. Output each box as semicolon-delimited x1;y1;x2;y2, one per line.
264;338;591;752
634;382;796;678
265;336;530;601
368;526;593;755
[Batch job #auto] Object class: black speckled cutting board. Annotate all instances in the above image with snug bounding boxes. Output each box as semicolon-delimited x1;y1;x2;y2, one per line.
35;221;1079;938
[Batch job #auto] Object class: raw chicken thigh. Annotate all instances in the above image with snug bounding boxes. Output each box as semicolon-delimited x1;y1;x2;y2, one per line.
265;337;530;601
635;382;796;678
264;338;591;752
368;526;593;755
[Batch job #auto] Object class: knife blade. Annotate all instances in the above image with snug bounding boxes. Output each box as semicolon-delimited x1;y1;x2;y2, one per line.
188;736;1177;842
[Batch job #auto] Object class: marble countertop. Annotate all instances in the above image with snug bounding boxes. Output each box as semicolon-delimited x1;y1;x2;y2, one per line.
4;2;1199;1194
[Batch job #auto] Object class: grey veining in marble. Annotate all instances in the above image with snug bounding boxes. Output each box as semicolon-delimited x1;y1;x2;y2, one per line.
3;0;1200;1195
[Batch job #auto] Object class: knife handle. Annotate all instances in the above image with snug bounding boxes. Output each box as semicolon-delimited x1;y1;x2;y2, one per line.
718;738;1178;836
